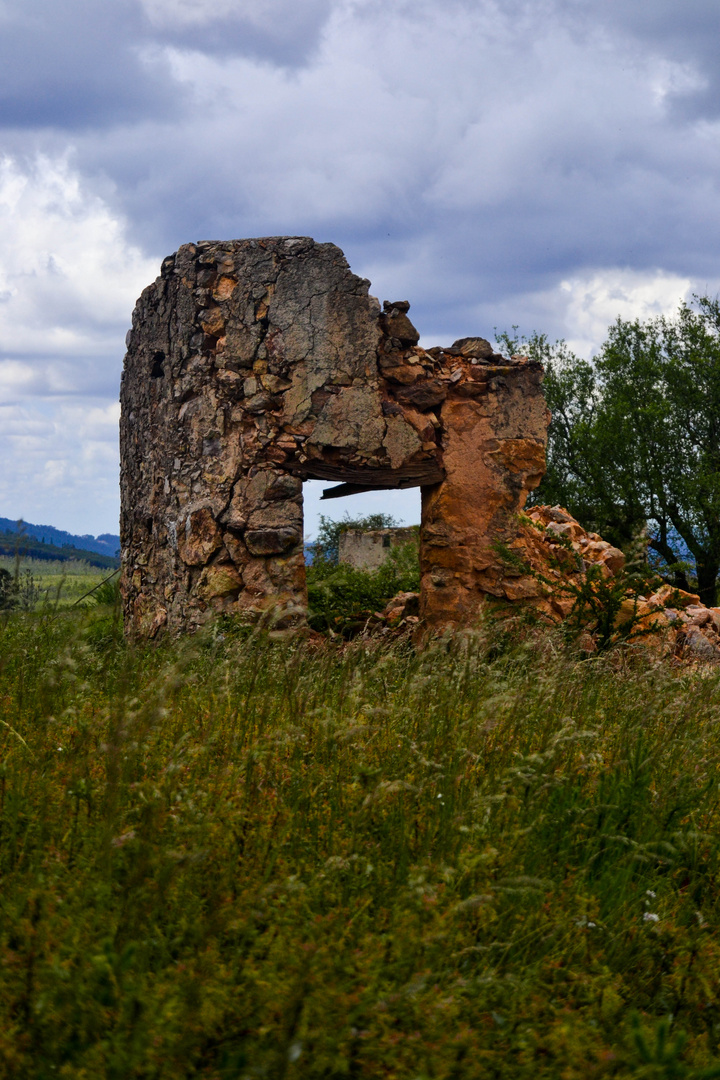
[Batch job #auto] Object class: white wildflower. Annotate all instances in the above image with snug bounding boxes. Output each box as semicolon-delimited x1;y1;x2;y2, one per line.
643;912;659;923
111;830;136;848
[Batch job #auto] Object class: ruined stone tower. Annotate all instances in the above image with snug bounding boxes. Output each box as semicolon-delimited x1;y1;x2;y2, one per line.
120;237;549;637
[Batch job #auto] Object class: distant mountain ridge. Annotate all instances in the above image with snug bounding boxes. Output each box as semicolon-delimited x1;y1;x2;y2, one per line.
0;517;120;558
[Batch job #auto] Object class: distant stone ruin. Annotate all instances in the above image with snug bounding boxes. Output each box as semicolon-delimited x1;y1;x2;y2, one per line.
338;526;419;573
120;237;549;637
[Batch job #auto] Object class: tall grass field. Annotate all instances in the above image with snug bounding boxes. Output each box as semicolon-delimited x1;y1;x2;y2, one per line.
2;604;720;1077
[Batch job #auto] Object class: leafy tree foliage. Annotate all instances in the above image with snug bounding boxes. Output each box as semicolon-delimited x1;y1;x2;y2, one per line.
499;295;720;606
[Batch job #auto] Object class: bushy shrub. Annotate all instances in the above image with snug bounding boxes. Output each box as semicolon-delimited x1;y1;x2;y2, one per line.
307;539;420;633
89;574;121;607
0;567;40;611
0;567;12;610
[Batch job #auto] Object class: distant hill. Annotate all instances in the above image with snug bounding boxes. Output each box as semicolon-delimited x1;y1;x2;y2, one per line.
0;530;119;570
0;517;120;558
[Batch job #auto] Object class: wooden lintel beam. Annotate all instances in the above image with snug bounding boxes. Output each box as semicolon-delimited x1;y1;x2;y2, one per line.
289;462;445;488
321;483;381;500
320;475;440;499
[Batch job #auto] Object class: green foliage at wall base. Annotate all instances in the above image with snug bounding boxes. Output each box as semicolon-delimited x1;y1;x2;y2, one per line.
307;539;420;633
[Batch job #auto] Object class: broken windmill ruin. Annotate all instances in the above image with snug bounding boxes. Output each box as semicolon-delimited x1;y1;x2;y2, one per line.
120;237;549;637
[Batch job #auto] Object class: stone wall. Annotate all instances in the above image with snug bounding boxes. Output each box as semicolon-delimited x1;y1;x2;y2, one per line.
419;350;548;630
120;237;549;637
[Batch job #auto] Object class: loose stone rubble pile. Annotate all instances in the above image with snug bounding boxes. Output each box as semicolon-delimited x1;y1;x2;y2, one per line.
496;504;720;659
505;504;627;614
377;505;720;659
120;237;547;637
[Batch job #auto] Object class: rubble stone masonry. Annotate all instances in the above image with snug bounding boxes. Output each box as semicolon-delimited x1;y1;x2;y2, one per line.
120;237;549;637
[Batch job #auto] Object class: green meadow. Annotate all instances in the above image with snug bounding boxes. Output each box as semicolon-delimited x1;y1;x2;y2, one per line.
2;605;720;1078
0;556;112;609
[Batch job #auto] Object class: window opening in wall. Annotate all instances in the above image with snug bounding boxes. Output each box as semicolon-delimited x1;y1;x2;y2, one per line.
302;481;421;634
301;481;421;567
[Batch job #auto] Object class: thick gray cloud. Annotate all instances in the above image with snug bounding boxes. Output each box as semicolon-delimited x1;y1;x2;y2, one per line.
1;0;719;534
141;0;335;66
0;0;334;131
568;0;720;119
0;0;172;128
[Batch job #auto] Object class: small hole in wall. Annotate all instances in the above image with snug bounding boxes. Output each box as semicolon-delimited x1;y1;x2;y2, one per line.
150;351;165;378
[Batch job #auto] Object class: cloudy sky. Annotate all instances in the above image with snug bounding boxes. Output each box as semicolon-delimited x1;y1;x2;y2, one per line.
1;0;719;538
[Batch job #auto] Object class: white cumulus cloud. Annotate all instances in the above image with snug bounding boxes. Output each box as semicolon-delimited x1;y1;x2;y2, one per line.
0;155;159;533
559;268;695;356
0;155;157;362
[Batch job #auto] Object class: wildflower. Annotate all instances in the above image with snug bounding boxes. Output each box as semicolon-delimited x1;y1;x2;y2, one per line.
646;889;656;898
643;912;659;923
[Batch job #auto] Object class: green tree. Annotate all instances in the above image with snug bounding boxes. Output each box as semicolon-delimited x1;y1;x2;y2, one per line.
0;567;14;610
499;295;720;606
